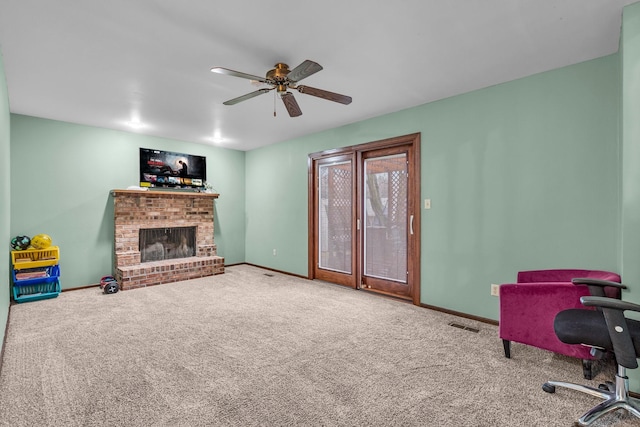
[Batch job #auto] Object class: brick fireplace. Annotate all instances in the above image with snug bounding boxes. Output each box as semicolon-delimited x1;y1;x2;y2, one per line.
111;189;224;290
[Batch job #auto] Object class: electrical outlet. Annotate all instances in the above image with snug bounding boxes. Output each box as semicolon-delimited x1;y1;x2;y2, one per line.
490;284;500;297
273;249;277;256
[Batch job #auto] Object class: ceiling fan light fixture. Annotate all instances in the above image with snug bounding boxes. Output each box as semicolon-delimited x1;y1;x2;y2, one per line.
266;63;290;81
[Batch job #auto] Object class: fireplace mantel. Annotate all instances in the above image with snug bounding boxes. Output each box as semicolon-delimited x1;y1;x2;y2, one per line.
111;189;219;199
111;189;224;290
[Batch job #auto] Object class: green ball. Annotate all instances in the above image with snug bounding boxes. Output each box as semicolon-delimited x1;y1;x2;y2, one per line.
10;235;31;250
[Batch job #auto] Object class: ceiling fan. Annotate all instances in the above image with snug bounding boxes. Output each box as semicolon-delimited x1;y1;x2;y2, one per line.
210;60;352;117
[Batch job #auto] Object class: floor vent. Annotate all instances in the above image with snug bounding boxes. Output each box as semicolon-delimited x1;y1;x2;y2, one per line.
264;273;274;277
448;322;480;333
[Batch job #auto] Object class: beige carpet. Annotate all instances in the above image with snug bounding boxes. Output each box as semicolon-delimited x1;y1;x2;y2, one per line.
0;264;637;426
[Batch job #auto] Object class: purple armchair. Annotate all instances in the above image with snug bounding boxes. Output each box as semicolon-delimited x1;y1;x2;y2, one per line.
499;269;621;379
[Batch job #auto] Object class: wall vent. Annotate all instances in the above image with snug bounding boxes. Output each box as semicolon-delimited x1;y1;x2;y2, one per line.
448;322;480;333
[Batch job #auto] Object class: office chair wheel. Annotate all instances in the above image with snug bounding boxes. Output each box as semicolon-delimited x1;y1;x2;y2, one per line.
542;383;556;393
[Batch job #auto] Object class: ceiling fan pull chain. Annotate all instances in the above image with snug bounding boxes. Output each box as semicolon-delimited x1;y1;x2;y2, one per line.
273;90;277;117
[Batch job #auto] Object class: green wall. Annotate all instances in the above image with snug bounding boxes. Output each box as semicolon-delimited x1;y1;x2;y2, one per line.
621;1;640;391
3;8;637;392
10;116;246;289
0;48;10;347
246;54;621;321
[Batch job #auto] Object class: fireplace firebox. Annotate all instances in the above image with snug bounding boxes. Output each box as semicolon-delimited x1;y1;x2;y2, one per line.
140;226;196;262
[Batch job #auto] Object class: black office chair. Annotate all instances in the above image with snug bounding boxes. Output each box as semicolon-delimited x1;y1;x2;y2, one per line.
542;278;640;426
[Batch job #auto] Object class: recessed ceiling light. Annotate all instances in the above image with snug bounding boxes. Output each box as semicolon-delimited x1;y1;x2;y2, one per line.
126;119;145;129
208;131;224;144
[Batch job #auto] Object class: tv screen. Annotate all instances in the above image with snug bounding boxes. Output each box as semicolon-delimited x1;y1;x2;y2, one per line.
139;147;207;189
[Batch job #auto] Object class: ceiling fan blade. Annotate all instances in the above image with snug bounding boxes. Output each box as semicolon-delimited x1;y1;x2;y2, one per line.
287;60;323;83
281;92;302;117
211;67;269;83
223;88;273;105
296;85;352;105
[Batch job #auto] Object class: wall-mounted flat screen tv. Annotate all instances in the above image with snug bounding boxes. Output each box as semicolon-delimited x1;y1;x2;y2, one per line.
139;147;207;189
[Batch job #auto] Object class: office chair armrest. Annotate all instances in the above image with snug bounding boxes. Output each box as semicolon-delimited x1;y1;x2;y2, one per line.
580;295;640;369
580;296;640;313
572;278;626;289
572;278;626;297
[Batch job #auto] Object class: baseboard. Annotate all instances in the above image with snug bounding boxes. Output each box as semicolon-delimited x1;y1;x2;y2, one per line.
0;305;12;380
240;263;310;280
239;264;499;326
57;263;304;292
62;268;494;329
420;303;499;326
62;284;101;292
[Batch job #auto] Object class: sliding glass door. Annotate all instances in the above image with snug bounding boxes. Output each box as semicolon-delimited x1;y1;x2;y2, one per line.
309;134;420;304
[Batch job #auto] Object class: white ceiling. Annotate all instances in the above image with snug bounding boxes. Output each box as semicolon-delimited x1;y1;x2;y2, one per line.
0;1;636;151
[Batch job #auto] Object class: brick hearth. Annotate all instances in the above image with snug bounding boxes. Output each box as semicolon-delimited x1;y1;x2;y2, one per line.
111;189;224;290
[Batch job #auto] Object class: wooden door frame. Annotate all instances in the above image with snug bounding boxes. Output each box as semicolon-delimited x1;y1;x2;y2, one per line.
308;133;421;306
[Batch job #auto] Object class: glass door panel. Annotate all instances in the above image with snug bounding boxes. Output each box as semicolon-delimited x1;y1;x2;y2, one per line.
318;161;353;274
363;153;408;283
